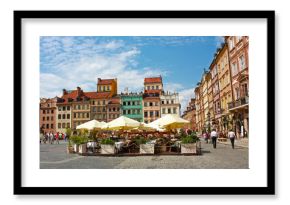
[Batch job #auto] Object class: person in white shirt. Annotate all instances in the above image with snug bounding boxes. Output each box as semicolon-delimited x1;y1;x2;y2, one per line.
210;129;218;149
228;129;236;149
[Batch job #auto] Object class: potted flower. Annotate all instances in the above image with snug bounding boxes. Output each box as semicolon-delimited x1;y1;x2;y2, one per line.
180;132;200;154
136;137;155;154
100;138;116;154
78;136;89;154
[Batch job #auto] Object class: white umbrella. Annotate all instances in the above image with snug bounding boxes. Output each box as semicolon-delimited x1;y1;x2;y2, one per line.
76;119;104;130
101;116;140;130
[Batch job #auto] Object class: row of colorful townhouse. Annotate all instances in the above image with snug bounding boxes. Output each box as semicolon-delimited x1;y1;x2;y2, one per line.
39;76;181;134
182;36;249;139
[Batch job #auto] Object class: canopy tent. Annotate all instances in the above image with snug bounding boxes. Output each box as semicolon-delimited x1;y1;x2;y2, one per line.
146;120;166;132
76;119;104;130
150;114;190;131
101;116;141;131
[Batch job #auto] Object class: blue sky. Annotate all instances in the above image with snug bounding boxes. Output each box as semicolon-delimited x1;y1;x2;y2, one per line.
40;36;224;113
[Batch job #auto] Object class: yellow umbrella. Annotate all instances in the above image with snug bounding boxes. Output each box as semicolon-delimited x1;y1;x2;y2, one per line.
101;116;140;131
157;114;190;131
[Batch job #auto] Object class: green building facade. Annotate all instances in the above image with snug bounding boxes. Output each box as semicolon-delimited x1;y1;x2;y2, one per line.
120;93;143;122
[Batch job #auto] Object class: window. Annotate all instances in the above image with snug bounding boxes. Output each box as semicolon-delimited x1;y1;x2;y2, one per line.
107;86;109;91
62;123;66;128
87;113;89;118
63;106;66;111
92;107;96;112
43;117;45;121
103;114;106;119
43;110;45;114
144;111;148;117
58;123;61;128
51;110;54;114
137;101;140;105
74;113;76;118
51;116;53;121
67;123;70;128
156;85;159;89
151;86;154;90
47;110;50;114
137;109;140;114
62;114;65;119
128;101;131;106
51;124;53;129
132;101;135;106
229;37;234;50
238;55;245;70
128;110;131;114
150;111;154;117
123;110;126;115
67;114;70;119
162;108;166;114
78;105;81;110
47;104;50;107
156;111;159;117
113;107;116;112
171;100;174;104
168;108;171;114
67;106;70;110
46;124;49;129
46;116;49;121
123;101;126;106
149;102;153;106
58;107;61;111
173;108;177;114
97;107;101;112
97;101;100;105
147;86;150;90
231;62;238;76
103;100;105;105
82;113;85;118
144;102;147;107
92;101;95;105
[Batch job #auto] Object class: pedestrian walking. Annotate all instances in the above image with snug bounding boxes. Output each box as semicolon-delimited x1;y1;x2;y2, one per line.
50;132;54;144
203;132;208;143
55;132;60;144
40;132;44;144
210;129;218;149
64;133;67;142
46;132;50;144
228;129;236;149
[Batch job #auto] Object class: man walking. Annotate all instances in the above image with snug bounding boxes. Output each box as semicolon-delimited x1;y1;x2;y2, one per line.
210;129;218;149
228;129;236;149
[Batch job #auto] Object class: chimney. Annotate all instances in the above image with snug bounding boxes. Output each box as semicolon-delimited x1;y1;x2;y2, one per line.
76;86;82;97
62;89;67;96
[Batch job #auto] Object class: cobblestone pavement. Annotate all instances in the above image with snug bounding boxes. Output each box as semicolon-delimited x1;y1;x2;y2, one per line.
40;140;248;169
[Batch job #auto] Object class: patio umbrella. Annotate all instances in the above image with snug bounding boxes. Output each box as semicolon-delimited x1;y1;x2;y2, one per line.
146;120;166;132
156;114;190;131
76;119;104;130
101;116;140;131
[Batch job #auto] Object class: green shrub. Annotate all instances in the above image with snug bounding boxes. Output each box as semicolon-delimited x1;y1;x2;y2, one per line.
135;137;147;145
181;133;199;144
100;138;115;145
70;136;89;145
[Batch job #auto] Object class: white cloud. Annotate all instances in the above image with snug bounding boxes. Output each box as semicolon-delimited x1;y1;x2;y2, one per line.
178;87;195;114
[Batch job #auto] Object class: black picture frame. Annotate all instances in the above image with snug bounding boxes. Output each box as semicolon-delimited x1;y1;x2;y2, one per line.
14;10;275;195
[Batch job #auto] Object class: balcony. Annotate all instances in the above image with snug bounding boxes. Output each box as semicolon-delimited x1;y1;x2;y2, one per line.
228;96;249;110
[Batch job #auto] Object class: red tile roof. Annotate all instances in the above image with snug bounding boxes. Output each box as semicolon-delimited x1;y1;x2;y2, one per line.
144;77;162;84
98;79;115;85
85;92;111;99
108;98;120;104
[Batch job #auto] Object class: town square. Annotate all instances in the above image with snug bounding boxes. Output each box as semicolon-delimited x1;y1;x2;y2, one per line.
39;36;249;169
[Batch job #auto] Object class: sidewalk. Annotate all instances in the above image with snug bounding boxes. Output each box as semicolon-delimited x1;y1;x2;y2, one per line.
217;138;248;148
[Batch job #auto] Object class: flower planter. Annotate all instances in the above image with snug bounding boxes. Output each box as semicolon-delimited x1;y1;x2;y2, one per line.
78;144;87;154
181;143;197;154
140;144;155;154
73;144;79;153
101;144;116;154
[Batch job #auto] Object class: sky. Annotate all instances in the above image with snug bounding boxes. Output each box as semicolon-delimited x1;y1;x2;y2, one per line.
40;36;224;113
